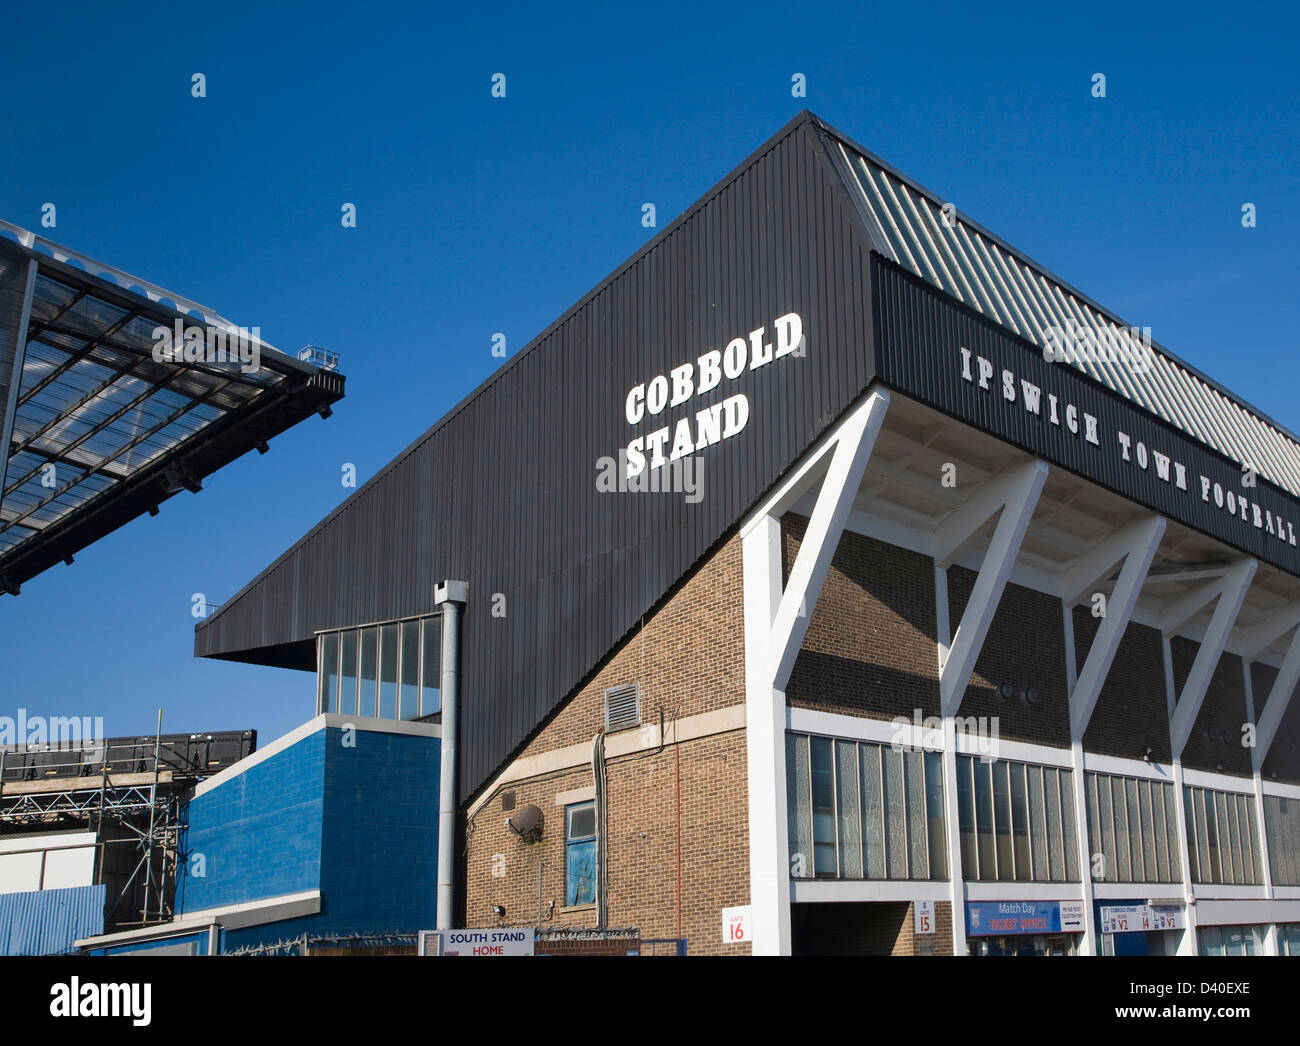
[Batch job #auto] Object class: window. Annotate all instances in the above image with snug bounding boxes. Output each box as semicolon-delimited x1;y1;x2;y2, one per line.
1085;771;1180;883
1264;794;1300;887
957;756;1078;882
1183;785;1261;885
786;732;946;881
1198;924;1262;956
317;613;442;723
603;684;640;732
565;802;597;907
1281;923;1300;956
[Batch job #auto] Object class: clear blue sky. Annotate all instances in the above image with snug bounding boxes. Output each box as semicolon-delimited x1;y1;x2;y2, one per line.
1;0;1296;744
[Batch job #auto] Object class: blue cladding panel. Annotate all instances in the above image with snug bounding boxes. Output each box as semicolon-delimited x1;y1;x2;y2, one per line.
178;730;327;913
100;931;208;955
0;884;105;955
174;723;440;951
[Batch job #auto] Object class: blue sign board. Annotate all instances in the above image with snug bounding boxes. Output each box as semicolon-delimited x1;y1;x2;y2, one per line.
966;901;1084;936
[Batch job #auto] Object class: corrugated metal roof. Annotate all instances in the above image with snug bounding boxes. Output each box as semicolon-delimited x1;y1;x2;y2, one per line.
0;883;105;955
821;126;1300;500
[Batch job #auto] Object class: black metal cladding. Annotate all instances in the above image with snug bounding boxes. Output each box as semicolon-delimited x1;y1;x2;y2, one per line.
195;113;882;803
872;256;1300;576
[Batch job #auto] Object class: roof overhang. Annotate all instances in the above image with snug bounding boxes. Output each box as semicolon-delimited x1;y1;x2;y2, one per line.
0;225;345;594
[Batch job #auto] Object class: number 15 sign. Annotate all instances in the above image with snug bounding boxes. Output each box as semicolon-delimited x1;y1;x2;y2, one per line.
723;905;752;944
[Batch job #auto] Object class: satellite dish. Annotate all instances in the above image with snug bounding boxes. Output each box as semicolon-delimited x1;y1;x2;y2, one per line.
506;804;544;844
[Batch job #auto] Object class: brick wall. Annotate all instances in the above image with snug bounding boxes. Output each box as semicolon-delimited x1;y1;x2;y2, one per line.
1075;612;1172;764
791;901;953;955
783;515;941;721
1169;639;1252;778
1257;660;1300;784
463;535;750;956
948;568;1071;749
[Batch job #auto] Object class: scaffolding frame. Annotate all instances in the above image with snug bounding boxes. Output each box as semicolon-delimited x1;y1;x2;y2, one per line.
0;716;196;929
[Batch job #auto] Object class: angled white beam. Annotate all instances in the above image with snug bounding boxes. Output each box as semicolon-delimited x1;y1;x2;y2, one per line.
740;386;890;957
1068;515;1167;738
770;389;891;691
1236;600;1300;662
1143;565;1229;586
1168;558;1258;757
1253;624;1300;772
1157;573;1228;637
939;458;1048;717
932;456;1043;570
1060;513;1165;609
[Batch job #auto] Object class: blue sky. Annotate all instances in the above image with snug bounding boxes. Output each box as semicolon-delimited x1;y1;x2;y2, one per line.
0;0;1296;744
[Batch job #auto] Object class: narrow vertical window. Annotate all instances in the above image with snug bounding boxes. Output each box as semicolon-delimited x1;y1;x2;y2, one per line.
565;802;597;906
379;623;398;719
359;627;378;717
810;737;837;878
924;751;947;879
836;741;863;879
861;744;886;879
339;629;358;717
400;620;420;720
786;734;812;879
320;632;339;715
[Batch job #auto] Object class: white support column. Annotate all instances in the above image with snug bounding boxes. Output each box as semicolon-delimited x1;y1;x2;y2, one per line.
1170;758;1198;955
1243;664;1278;954
1167;558;1258;758
741;387;890;956
1252;624;1300;773
743;515;789;956
935;566;968;956
1065;514;1166;739
1061;607;1098;956
938;459;1048;717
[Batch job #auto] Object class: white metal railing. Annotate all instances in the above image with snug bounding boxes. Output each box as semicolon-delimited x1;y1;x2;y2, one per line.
0;217;262;343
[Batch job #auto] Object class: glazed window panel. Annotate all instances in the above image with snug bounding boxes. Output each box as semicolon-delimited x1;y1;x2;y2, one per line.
317;613;442;724
861;744;886;879
810;736;837;878
1184;785;1261;886
1264;794;1300;887
785;733;947;882
905;749;928;878
884;747;908;879
1083;771;1180;884
786;734;812;879
1164;785;1182;881
959;756;1077;883
836;741;863;879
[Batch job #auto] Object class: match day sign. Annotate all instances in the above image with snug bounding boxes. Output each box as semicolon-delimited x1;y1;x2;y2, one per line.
420;928;535;956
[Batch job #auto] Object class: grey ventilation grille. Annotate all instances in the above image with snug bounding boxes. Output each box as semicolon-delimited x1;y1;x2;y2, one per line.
569;804;596;839
604;683;640;732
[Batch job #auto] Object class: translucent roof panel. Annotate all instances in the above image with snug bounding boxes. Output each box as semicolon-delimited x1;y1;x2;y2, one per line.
0;228;345;593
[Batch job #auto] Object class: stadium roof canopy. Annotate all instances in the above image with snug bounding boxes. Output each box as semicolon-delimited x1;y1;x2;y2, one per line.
0;222;345;594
